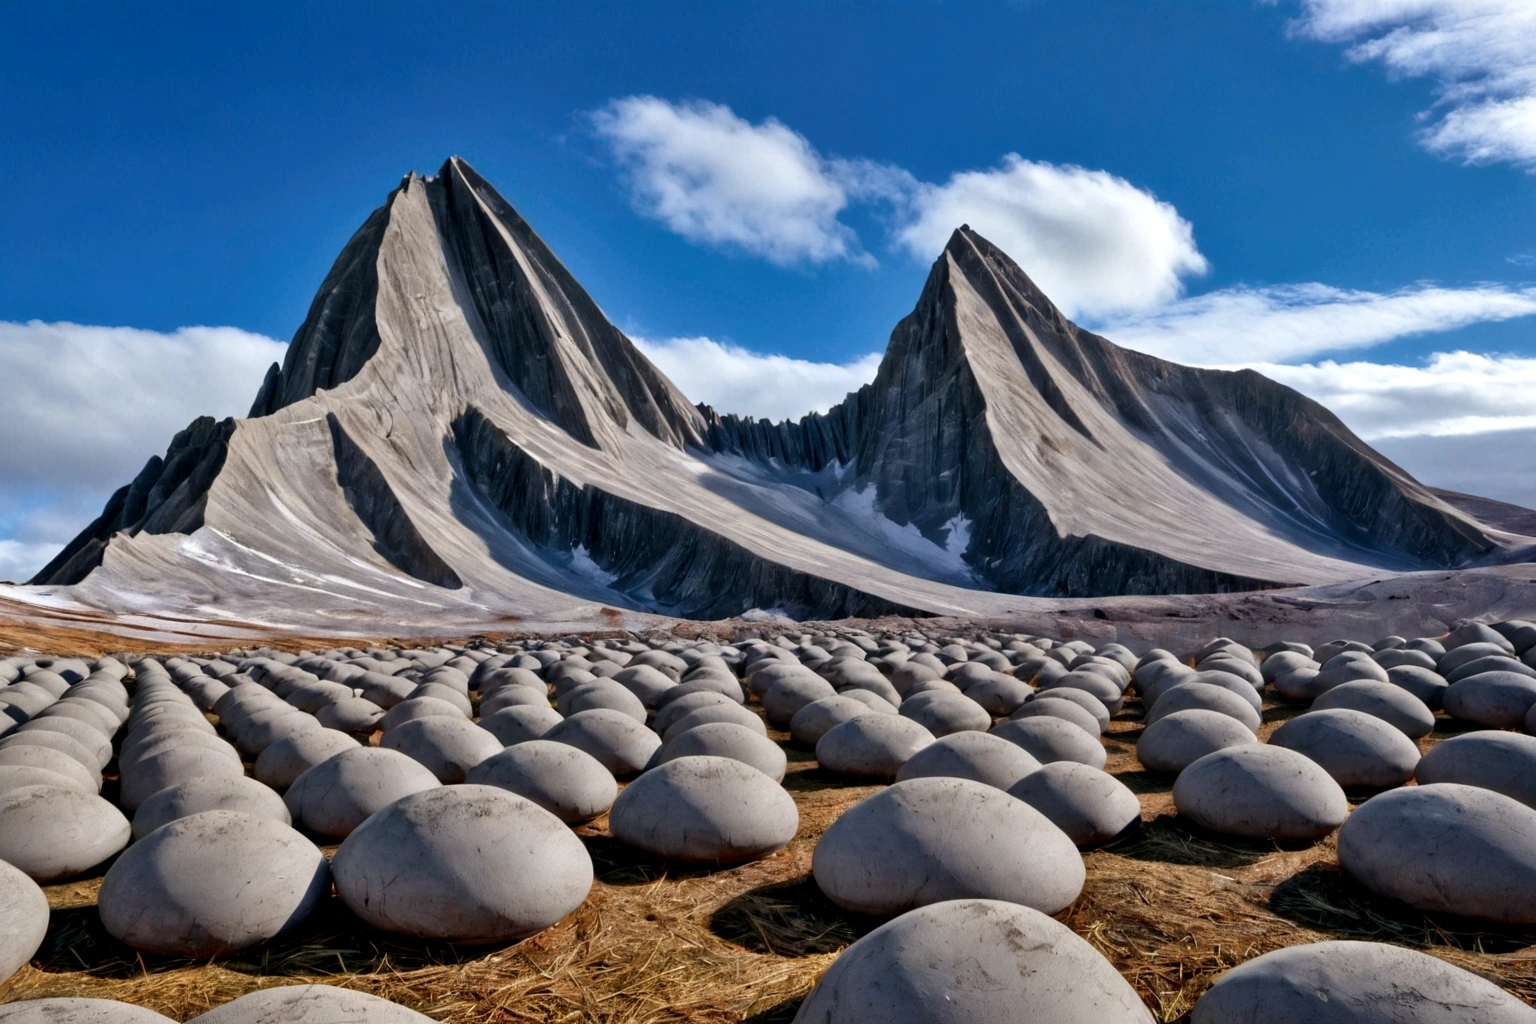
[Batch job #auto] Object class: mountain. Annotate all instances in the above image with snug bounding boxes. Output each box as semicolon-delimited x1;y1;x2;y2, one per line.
28;158;1512;629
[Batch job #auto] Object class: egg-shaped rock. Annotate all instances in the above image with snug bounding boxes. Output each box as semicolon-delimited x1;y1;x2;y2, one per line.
98;810;329;957
1337;783;1536;923
789;695;875;746
1416;732;1536;809
812;777;1084;916
1008;696;1104;737
1147;682;1261;731
1443;671;1536;729
0;857;47;985
1311;680;1435;739
130;774;291;841
0;785;130;881
659;701;765;743
1173;745;1348;840
283;746;442;838
816;715;933;779
253;729;361;790
609;755;797;863
0;999;178;1024
465;740;617;823
184;985;437;1024
654;721;786;781
479;704;563;746
894;731;1040;790
990;716;1106;769
332;785;592;941
898;691;990;737
1137;709;1257;774
542;708;661;777
379;715;502;783
1007;762;1140;846
763;676;838;728
1269;709;1420;790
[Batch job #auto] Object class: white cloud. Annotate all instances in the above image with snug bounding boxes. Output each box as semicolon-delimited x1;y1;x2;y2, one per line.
632;336;882;422
894;155;1209;319
1102;281;1536;365
1288;0;1536;169
0;321;285;580
591;96;904;267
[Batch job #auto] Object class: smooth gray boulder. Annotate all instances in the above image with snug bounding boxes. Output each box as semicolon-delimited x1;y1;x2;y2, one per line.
790;695;876;746
659;701;765;743
654;721;786;781
791;898;1153;1024
1385;665;1449;709
1137;709;1256;774
479;685;550;717
1147;682;1261;731
1008;695;1103;737
0;744;98;794
1040;670;1122;713
0;732;102;784
227;707;320;759
1191;939;1536;1024
899;691;990;737
990;716;1106;769
894;731;1041;790
543;708;661;777
0;763;88;798
1312;680;1435;738
763;676;838;728
1025;686;1111;729
816;715;933;779
315;696;384;734
609;755;797;863
1446;654;1536;685
1173;745;1348;839
1313;652;1390;692
332;785;592;941
379;715;502;783
380;695;465;733
98;810;329;956
132;774;290;841
0;857;47;985
1443;671;1536;729
465;740;616;823
557;679;647;722
838;688;901;715
0;999;178;1024
185;985;437;1024
0;785;130;881
812;777;1084;916
479;704;563;746
963;674;1034;716
653;690;736;735
1007;762;1141;846
14;718;111;768
254;729;361;790
284;747;442;838
1417;732;1536;809
612;664;677;707
1444;623;1514;654
1338;784;1536;923
1269;709;1420;789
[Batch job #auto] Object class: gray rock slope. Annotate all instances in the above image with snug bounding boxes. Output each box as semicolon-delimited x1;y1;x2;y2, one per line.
28;158;1509;627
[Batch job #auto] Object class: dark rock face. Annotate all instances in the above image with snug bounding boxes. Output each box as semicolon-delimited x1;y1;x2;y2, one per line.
28;158;1514;622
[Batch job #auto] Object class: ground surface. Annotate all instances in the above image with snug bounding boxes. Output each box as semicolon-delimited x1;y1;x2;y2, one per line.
2;685;1534;1022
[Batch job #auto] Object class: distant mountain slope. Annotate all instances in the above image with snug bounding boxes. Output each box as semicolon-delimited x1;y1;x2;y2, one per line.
28;159;1511;627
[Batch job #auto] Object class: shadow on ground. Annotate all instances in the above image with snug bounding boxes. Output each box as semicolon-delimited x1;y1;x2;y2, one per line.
709;876;870;957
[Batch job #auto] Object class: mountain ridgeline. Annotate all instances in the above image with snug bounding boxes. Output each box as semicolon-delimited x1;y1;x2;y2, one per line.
30;158;1510;627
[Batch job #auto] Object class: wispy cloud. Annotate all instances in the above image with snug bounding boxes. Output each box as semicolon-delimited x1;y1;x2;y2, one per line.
1287;0;1536;170
632;336;882;422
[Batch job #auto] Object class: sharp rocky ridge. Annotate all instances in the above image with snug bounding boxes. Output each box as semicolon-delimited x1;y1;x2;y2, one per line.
30;157;1513;628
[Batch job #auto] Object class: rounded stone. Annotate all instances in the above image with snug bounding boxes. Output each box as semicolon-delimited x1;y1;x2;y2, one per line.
0;999;178;1024
1443;671;1536;729
653;690;736;736
185;984;437;1024
0;763;89;798
655;721;786;781
1008;762;1141;846
609;755;797;863
0;744;97;794
254;729;361;790
478;704;563;746
1269;709;1420;790
812;777;1084;916
0;857;47;985
14;718;111;768
1147;682;1261;731
1313;652;1390;692
1191;939;1536;1024
542;708;661;777
791;898;1153;1024
816;715;934;779
1009;696;1104;737
894;731;1041;790
315;697;384;735
1041;671;1123;713
1416;732;1536;809
379;715;503;783
763;676;837;728
1385;665;1450;709
1137;709;1257;774
1173;745;1348;840
98;810;329;957
332;785;592;941
557;680;647;723
380;695;465;733
478;685;549;717
788;695;872;746
131;774;290;841
1338;784;1536;923
899;691;991;737
465;740;616;823
1446;654;1536;685
659;701;766;743
1311;680;1435;738
962;674;1034;716
990;716;1106;769
283;747;442;838
0;785;129;881
612;665;678;707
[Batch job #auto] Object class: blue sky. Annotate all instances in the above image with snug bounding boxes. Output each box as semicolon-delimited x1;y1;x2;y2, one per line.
1;0;1534;577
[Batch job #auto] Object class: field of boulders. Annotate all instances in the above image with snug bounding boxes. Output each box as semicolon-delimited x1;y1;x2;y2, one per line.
2;622;1536;1022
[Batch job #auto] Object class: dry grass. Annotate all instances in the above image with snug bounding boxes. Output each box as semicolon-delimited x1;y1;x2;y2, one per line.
3;686;1535;1021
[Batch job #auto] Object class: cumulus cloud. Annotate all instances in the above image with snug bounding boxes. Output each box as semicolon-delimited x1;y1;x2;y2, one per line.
591;96;907;267
1287;0;1536;169
895;156;1209;319
632;336;882;422
1101;281;1536;365
0;321;285;579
